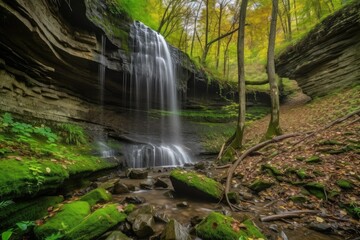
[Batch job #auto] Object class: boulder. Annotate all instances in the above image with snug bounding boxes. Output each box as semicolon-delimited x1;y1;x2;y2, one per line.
66;204;127;240
114;182;131;194
131;214;156;238
79;188;112;206
34;201;91;239
140;179;155;190
128;169;149;179
160;219;191;240
195;212;265;240
170;170;223;202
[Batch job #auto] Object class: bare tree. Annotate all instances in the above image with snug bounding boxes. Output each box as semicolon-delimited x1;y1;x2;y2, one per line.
265;0;282;139
219;0;249;162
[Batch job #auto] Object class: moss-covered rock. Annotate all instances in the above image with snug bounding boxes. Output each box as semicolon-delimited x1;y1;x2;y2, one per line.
79;188;112;206
249;179;274;192
227;192;240;204
34;201;91;239
261;164;282;176
170;170;223;202
305;156;321;164
195;212;265;240
0;196;63;230
336;179;353;189
124;204;136;214
296;169;309;180
290;195;308;203
304;182;326;199
66;204;127;240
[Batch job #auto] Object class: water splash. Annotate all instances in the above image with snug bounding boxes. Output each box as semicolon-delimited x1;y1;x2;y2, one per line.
126;21;191;168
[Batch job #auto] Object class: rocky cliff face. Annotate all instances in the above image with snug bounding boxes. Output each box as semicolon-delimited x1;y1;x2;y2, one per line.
275;2;360;98
0;0;210;128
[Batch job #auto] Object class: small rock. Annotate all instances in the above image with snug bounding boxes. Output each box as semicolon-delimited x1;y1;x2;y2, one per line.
190;216;203;226
99;179;120;193
118;222;132;235
105;231;132;240
240;192;254;200
140;179;154;190
113;182;130;194
194;162;206;170
163;190;175;199
308;223;332;233
124;196;145;204
249;179;274;192
132;214;155;238
126;184;136;191
269;224;278;232
128;169;148;179
154;178;168;188
176;201;189;208
160;219;191;240
154;212;170;223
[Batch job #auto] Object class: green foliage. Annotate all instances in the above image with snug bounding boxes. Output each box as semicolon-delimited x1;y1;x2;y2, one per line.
0;113;58;144
0;200;14;209
59;123;87;145
1;229;13;240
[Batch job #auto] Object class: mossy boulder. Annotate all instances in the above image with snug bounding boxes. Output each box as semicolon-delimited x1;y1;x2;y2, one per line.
304;182;326;199
170;170;224;202
195;212;265;240
249;179;274;193
261;164;282;176
34;201;91;239
296;169;309;180
0;196;63;230
124;204;136;214
305;156;321;164
79;188;112;206
336;179;353;189
66;204;127;240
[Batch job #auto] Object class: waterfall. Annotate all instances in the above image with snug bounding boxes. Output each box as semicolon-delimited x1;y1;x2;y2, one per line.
125;21;192;168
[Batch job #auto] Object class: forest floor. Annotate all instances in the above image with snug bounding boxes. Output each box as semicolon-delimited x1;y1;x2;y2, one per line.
213;86;360;239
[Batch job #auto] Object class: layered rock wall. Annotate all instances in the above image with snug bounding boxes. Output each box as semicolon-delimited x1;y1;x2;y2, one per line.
275;2;360;97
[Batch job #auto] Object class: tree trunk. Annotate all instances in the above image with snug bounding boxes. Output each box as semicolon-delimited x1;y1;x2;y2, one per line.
190;2;202;57
219;0;248;162
216;3;224;70
265;0;282;139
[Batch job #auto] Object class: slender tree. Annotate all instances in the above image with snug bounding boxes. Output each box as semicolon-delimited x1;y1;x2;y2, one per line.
264;0;282;139
219;0;248;162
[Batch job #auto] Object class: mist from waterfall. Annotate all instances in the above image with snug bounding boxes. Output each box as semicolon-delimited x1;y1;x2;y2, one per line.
125;21;191;168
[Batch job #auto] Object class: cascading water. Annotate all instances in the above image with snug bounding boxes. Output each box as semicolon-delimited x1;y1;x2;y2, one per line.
125;21;192;168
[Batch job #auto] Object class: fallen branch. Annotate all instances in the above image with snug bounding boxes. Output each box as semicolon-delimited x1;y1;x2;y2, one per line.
260;210;319;222
215;164;231;169
225;133;301;211
292;109;360;147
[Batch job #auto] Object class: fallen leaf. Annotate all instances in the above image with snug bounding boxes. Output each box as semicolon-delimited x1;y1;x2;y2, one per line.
316;217;324;223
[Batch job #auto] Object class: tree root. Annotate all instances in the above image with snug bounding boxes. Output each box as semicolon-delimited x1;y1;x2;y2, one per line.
224;133;301;211
260;210;319;222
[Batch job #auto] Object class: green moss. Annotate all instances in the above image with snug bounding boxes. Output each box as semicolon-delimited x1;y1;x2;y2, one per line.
65;204;127;240
340;203;360;219
249;179;274;192
290;195;307;203
305;156;321;164
124;204;136;214
79;188;112;206
34;201;91;239
0;196;63;230
261;164;282;176
195;212;265;240
304;182;326;199
319;140;342;146
170;170;223;201
295;156;306;161
227;192;239;204
296;169;308;180
336;179;353;190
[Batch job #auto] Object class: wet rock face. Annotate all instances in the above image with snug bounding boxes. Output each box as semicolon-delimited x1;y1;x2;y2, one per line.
275;2;360;98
